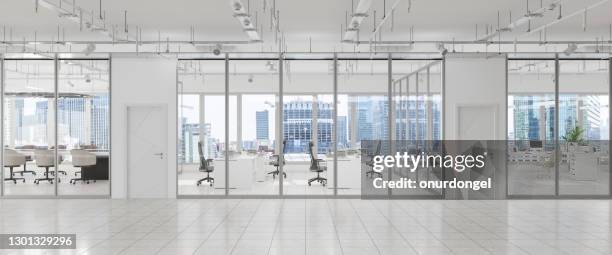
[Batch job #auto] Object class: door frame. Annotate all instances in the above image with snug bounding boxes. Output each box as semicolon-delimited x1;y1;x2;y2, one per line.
125;103;168;199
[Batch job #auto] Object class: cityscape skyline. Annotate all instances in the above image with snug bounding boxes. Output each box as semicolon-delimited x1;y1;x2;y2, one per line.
4;96;110;150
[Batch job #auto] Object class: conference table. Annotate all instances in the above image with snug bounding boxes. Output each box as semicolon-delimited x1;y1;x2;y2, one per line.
13;149;109;181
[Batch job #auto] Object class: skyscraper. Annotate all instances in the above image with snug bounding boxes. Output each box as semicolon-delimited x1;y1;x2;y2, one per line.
90;95;110;149
337;116;348;148
256;110;269;140
283;100;333;154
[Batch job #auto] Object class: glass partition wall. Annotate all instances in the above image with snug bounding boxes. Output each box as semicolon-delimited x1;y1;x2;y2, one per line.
1;55;110;197
176;54;610;198
391;60;443;197
281;59;334;195
558;59;609;195
177;59;226;195
507;55;611;198
229;59;280;195
507;59;557;196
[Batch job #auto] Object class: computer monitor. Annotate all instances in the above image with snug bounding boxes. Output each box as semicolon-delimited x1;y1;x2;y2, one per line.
529;140;543;148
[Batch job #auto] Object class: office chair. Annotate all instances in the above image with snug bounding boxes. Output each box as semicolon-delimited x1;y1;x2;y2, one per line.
267;139;287;179
3;149;26;184
196;141;214;186
69;150;97;184
48;155;67;176
307;141;327;186
365;141;383;178
34;150;57;184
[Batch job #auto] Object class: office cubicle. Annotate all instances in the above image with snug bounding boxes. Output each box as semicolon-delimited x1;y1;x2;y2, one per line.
1;54;111;198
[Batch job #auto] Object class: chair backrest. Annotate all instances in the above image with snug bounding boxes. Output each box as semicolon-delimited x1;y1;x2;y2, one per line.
308;141;318;170
198;141;210;169
3;149;26;166
71;149;96;167
374;140;381;155
34;150;55;167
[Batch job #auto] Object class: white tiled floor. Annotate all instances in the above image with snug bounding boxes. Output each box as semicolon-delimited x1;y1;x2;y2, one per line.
0;199;611;255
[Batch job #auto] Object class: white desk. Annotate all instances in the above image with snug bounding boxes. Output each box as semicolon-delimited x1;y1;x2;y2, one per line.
327;156;361;190
214;155;267;189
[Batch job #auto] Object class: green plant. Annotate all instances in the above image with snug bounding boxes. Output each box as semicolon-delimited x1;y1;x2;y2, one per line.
562;125;584;144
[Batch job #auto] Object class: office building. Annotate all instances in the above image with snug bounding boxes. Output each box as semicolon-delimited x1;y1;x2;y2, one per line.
255;110;269;141
1;1;612;254
283;100;333;154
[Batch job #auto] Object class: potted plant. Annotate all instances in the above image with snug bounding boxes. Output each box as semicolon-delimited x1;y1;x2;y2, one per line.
562;124;584;150
562;124;584;173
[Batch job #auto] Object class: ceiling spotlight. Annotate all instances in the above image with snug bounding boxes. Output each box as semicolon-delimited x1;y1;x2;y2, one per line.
85;74;92;83
82;43;96;56
233;2;242;11
212;44;222;55
563;43;578;56
248;74;254;83
436;43;448;55
243;18;251;26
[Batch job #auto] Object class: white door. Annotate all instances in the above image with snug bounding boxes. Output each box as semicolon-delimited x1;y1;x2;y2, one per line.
457;105;497;140
127;106;168;198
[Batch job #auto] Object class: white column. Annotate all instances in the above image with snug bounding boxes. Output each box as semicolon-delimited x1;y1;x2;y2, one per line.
275;99;281;153
47;99;56;146
312;96;318;154
84;99;92;145
349;98;358;149
539;105;546;141
199;94;207;156
237;94;242;152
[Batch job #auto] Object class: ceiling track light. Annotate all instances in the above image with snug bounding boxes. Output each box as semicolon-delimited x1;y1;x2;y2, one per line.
563;43;578;55
436;42;448;55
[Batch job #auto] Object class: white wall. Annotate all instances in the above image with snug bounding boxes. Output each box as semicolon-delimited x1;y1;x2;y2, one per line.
111;54;177;199
444;54;507;140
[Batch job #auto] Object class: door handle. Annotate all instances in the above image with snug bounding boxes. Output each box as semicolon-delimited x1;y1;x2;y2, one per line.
153;153;164;159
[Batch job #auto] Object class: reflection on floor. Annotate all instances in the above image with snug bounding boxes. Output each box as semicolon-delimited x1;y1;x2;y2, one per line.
0;199;610;254
3;162;109;196
508;162;610;195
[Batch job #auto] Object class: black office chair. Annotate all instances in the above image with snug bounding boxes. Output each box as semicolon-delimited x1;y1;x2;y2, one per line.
196;141;214;186
365;141;382;178
267;139;287;179
308;141;327;186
